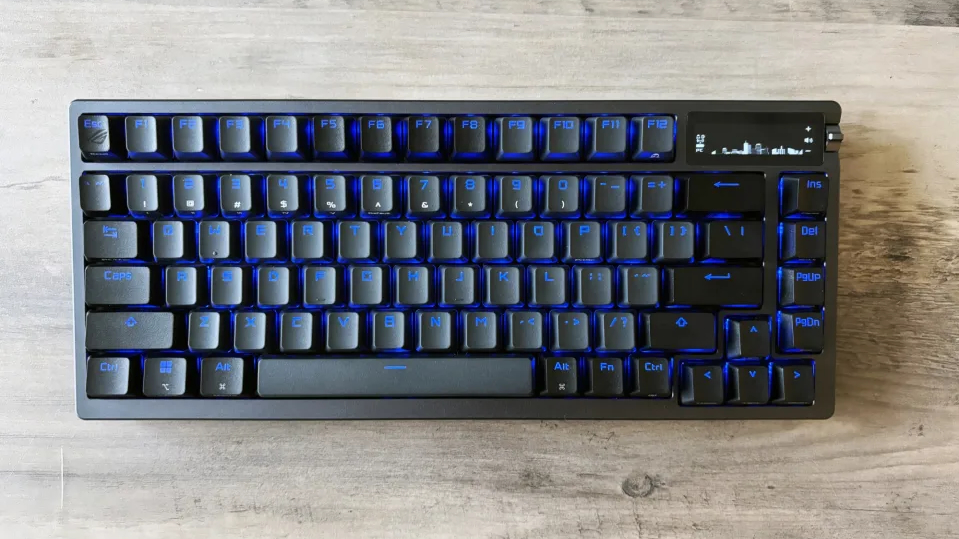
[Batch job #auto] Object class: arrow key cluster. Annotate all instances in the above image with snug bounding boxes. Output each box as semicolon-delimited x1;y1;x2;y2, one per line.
681;361;815;405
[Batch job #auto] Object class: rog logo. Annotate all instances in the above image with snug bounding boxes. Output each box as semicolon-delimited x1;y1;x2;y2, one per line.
87;129;108;145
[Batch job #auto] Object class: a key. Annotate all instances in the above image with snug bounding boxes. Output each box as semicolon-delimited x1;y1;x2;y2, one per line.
607;222;648;262
126;174;161;215
165;266;198;307
452;116;487;159
780;267;825;306
586;358;624;396
472;221;511;262
772;364;815;405
313;115;349;160
528;266;567;306
781;175;828;216
142;357;188;398
726;318;771;359
360;175;397;217
506;311;544;351
643;312;715;352
78;115;116;160
125;116;168;160
549;311;590;351
172;116;210;160
631;116;674;161
541;175;580;217
198;220;236;261
679;175;764;214
267;174;300;217
279;312;315;352
450;175;488;218
326;311;365;352
349;265;388;306
484;265;522;306
219;174;254;216
406;175;443;217
617;266;658;307
359;116;394;159
573;266;612;307
86;312;175;350
629;357;671;398
234;312;269;352
371;311;407;351
291;221;330;261
337;221;375;261
439;265;476;306
244;221;279;261
631;175;673;216
218;116;260;160
778;312;824;352
200;357;245;397
462;311;499;352
703;221;763;260
382;221;420;262
495;176;534;218
79;174;112;213
393;265;431;306
666;267;763;307
303;266;341;306
86;357;132;397
173;174;205;217
188;311;227;351
407;116;443;160
517;221;556;262
595;311;636;351
265;116;303;160
416;310;453;352
210;266;248;307
653;221;694;262
680;364;724;405
313;175;352;218
585;175;627;217
541;357;579;396
84;221;139;260
257;265;291;307
562;221;602;262
429;221;465;262
541;116;581;161
585;116;627;161
781;222;826;261
727;363;770;405
85;266;152;305
496;116;534;161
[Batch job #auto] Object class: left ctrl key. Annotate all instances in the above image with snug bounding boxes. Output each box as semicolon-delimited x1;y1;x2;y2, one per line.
86;357;133;397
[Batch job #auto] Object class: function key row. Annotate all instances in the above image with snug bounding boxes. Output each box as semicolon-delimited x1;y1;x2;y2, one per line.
78;114;674;163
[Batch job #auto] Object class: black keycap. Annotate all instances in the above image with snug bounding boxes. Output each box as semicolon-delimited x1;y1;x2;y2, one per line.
360;175;396;217
451;175;487;218
210;266;248;307
265;116;304;160
703;221;763;260
234;311;269;352
439;265;476;306
85;266;151;306
86;312;175;350
303;266;340;306
267;174;300;217
781;222;826;261
291;221;330;261
173;174;204;217
429;221;465;262
244;221;279;261
219;174;254;216
406;175;443;217
359;116;394;159
773;364;815;405
607;222;648;262
143;357;188;398
326;311;365;352
452;116;487;159
394;265;431;306
313;175;352;217
126;174;160;215
279;312;315;352
653;221;694;262
595;311;636;352
484;265;522;306
506;311;543;351
631;116;674;161
585;175;627;217
550;311;590;351
495;176;534;218
384;221;421;262
781;175;828;216
727;363;770;405
200;357;245;397
125;116;167;160
541;116;580;161
165;266;198;307
257;265;291;307
562;221;602;262
643;312;715;352
679;175;764;214
541;175;580;217
462;311;499;352
629;357;671;398
313;115;349;159
586;358;624;396
188;311;226;351
78;115;115;160
541;357;579;396
617;266;659;307
778;312;824;352
337;221;375;261
780;267;825;307
631;175;673;216
172;116;210;160
84;221;139;259
528;266;566;306
371;311;407;352
86;357;132;397
473;221;510;262
573;266;612;307
518;221;556;262
257;357;534;397
407;116;443;160
416;310;453;352
349;265;388;306
496;116;534;161
79;174;112;213
198;220;235;261
726;318;771;359
585;116;627;161
218;116;260;160
666;267;763;307
681;364;724;405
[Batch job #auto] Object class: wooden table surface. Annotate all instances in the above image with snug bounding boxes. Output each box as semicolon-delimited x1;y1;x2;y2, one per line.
3;1;959;537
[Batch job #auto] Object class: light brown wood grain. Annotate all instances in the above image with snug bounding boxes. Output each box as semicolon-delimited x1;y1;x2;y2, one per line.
1;1;959;538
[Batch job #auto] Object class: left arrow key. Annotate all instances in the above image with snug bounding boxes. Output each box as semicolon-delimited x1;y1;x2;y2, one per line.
86;312;176;350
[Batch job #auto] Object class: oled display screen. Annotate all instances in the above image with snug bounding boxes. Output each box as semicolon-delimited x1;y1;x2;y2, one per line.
687;112;824;166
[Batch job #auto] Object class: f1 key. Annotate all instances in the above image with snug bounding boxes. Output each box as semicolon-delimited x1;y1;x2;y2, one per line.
679;175;764;214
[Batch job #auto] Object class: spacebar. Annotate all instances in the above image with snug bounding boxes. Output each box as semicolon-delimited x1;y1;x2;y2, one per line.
257;357;535;398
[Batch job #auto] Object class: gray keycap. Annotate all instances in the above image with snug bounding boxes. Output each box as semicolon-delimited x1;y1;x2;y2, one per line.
383;221;420;261
85;266;151;305
292;221;329;261
326;311;364;351
245;221;278;260
394;265;431;306
280;312;314;352
173;174;204;216
484;265;522;306
85;312;175;350
153;220;186;260
126;174;159;214
462;311;498;351
198;221;233;261
165;266;198;306
79;174;111;213
506;311;544;351
84;221;138;259
257;265;291;306
219;174;253;215
416;310;453;351
234;312;268;352
371;311;406;351
303;266;340;306
210;266;247;307
188;311;225;351
528;266;566;306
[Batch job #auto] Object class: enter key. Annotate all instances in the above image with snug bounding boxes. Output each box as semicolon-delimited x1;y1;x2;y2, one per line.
666;267;763;307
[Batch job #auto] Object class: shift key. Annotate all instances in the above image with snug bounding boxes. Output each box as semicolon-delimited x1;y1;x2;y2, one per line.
680;175;764;214
86;312;175;350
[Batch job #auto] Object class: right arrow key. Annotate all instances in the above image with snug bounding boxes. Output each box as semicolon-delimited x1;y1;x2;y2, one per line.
773;363;815;405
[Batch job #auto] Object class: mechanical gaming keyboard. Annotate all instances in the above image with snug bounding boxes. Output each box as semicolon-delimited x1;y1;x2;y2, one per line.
70;100;842;420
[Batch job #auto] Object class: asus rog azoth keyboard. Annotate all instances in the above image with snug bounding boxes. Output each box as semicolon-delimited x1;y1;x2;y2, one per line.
70;100;842;420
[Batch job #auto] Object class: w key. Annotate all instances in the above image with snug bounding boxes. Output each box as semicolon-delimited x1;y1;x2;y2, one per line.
679;175;764;214
666;267;763;307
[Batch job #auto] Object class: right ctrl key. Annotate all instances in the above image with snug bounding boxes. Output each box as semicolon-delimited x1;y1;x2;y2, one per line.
772;364;815;405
